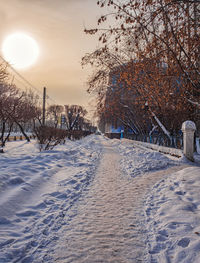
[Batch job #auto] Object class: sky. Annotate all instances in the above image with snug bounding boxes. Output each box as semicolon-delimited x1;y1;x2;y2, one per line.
0;0;104;109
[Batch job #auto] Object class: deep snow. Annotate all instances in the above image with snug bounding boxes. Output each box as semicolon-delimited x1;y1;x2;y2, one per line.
0;135;103;262
118;139;180;177
144;167;200;263
118;138;200;263
0;135;199;262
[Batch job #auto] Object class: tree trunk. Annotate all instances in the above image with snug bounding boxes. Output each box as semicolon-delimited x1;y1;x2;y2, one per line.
2;123;13;147
0;121;6;148
16;122;30;142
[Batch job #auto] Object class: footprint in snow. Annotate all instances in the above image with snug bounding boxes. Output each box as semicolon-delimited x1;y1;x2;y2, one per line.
149;242;166;254
158;229;168;237
42;215;54;224
8;177;24;185
16;210;38;217
56;193;68;199
28;202;47;210
175;190;185;196
67;179;77;185
145;207;152;216
167;222;179;230
73;184;81;190
177;237;190;248
0;217;11;224
44;198;55;205
48;191;61;197
186;196;193;202
181;202;197;212
0;238;15;248
174;181;179;186
156;234;168;242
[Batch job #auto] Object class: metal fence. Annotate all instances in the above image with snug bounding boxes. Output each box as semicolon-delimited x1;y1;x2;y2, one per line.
124;134;183;149
105;133;200;153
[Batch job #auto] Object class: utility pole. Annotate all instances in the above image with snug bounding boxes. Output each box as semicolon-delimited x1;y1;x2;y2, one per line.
42;87;46;126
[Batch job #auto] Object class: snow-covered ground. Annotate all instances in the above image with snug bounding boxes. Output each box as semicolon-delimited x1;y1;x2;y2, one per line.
119;138;200;263
0;135;200;262
3;132;33;137
145;167;200;263
0;135;103;262
118;139;180;177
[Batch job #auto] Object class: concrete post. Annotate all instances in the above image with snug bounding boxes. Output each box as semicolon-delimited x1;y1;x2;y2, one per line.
181;121;196;161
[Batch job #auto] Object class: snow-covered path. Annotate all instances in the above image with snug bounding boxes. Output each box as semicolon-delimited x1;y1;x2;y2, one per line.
51;142;145;262
50;141;186;263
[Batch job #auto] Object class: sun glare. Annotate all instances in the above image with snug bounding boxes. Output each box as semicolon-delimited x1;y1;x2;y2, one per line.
2;32;39;70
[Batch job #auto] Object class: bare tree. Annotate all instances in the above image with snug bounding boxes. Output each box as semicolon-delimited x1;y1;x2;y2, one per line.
64;105;87;131
47;105;64;128
0;83;20;148
83;0;200;134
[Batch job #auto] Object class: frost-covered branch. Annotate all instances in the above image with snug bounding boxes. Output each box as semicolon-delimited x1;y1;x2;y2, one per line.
149;109;171;139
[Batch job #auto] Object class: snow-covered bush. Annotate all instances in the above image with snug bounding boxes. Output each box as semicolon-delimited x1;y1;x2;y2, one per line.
66;130;92;140
34;126;67;151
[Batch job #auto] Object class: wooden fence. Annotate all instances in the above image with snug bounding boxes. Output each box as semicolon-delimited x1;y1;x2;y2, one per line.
6;135;35;142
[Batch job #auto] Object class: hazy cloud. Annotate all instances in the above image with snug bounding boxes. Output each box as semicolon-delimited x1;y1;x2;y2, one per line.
0;0;100;107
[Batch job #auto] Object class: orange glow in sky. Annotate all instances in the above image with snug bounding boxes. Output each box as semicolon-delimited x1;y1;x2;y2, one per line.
0;0;101;108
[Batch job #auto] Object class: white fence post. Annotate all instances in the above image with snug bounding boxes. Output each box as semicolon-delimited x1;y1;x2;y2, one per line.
181;121;196;161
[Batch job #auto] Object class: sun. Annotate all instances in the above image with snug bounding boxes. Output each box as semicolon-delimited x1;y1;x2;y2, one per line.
2;32;39;70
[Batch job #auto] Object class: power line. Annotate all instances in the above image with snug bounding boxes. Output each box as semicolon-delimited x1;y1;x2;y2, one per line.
0;54;58;105
0;54;42;95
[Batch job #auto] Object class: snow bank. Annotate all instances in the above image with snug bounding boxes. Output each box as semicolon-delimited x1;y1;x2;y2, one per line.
144;167;200;263
117;138;200;262
118;139;179;177
124;139;183;157
0;135;103;263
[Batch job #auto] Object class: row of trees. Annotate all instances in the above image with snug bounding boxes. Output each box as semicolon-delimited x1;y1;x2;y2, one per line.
47;104;94;132
83;0;200;137
0;66;42;148
0;64;96;151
